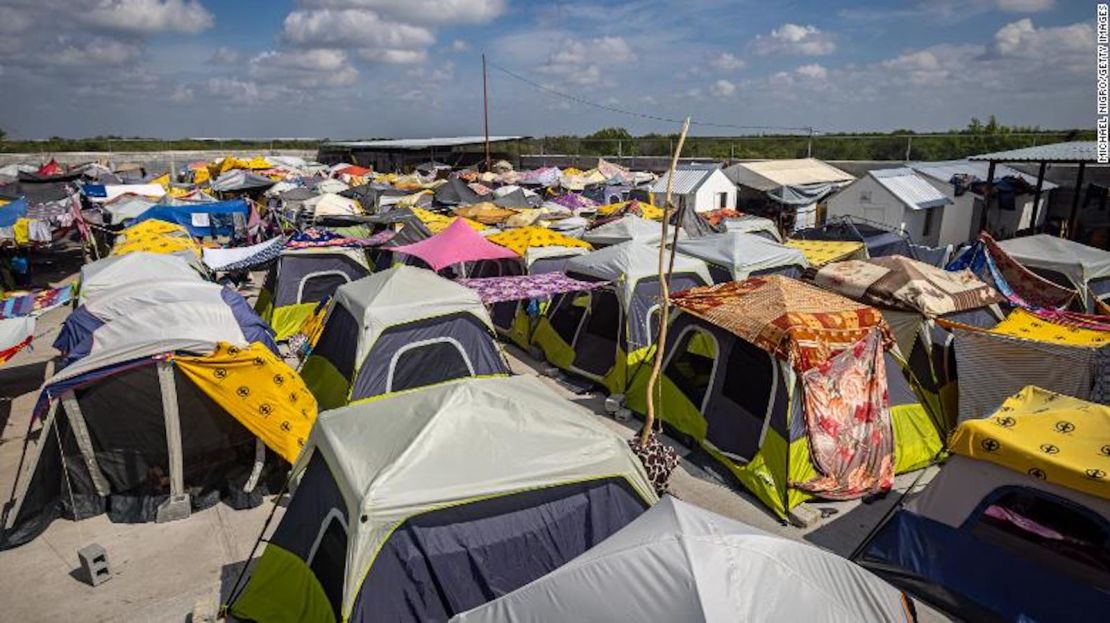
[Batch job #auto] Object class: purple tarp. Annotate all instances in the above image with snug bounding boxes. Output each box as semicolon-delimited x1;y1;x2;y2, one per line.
457;271;607;304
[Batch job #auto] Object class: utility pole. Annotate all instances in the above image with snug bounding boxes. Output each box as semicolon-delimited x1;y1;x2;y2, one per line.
806;127;814;158
482;53;491;171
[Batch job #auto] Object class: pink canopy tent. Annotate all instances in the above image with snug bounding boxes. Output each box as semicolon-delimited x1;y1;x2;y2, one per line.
391;217;519;271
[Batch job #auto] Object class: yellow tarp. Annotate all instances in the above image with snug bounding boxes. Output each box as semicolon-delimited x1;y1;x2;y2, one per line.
151;173;170;190
112;220;202;258
411;207;487;233
119;219;190;240
785;239;866;267
174;342;317;464
487;226;592;255
194;167;211;185
949;386;1110;500
989;308;1110;347
595;201;665;220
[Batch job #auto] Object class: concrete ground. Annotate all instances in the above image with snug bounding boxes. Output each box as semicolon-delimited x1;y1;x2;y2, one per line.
0;266;948;622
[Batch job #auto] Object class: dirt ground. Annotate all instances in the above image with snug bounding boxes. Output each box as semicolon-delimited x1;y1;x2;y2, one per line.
0;264;948;622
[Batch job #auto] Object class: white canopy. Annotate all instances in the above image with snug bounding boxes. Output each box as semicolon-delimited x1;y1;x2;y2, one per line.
300;375;658;616
78;252;203;303
676;232;807;279
453;496;911;623
304;192;361;217
333;266;493;366
998;235;1110;294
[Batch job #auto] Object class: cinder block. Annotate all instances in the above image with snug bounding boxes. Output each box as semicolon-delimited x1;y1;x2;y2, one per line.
155;494;192;523
77;543;111;586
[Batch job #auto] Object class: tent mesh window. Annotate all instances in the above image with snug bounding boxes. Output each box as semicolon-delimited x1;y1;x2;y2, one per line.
548;292;588;346
710;337;776;462
311;304;361;380
299;273;351;304
390;341;473;393
970;486;1110;588
664;329;717;409
573;290;621;376
490;301;518;331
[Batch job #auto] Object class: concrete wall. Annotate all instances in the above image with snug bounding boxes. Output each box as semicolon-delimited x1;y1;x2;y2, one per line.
827;175;907;231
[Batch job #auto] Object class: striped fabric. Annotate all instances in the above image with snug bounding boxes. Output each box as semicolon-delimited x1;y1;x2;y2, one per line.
953;328;1106;422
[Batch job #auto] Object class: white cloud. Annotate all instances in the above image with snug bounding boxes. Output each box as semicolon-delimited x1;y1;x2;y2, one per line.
795;63;828;80
451;39;470;52
296;0;506;25
709;79;736;96
358;48;428;64
710;52;745;71
169;85;194;102
249;49;359;87
283;9;434;49
537;36;636;85
988;18;1091;66
995;0;1055;12
752;23;836;56
206;77;282;104
208;46;242;65
407;61;455;82
78;0;214;35
49;38;141;67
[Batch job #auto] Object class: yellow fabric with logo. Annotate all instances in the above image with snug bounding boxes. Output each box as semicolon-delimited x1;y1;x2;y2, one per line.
112;220;201;258
785;239;866;267
988;308;1110;347
174;342;317;464
411;207;486;233
486;226;592;255
949;386;1110;500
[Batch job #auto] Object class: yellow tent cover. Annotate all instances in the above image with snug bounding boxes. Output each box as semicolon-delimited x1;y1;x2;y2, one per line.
988;308;1110;348
173;342;317;464
112;235;201;258
118;219;190;240
949;386;1110;500
785;239;866;267
595;201;665;221
486;226;592;255
411;207;487;233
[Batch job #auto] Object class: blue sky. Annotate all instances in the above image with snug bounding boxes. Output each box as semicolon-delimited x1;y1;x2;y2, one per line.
0;1;1097;138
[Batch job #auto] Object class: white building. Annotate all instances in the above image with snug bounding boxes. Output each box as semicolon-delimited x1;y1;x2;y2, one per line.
910;160;1056;242
649;165;736;213
826;168;955;247
723;158;854;230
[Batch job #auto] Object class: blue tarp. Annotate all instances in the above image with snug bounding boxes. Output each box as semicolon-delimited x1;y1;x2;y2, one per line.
82;184;108;199
0;198;28;227
133;199;249;237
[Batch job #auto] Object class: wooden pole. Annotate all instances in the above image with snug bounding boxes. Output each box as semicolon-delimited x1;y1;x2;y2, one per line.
641;117;691;446
482;54;491;171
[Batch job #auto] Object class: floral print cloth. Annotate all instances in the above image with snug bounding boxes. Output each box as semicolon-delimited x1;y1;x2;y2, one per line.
457;271;607;304
794;329;894;499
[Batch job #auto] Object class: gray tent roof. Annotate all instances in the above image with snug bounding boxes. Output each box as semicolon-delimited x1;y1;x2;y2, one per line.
676;232;807;276
453;496;910;623
565;241;711;306
998;235;1110;289
583;215;678;246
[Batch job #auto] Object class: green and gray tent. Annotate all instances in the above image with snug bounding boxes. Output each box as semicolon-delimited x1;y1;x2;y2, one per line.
675;231;808;283
229;376;657;623
256;246;373;340
626;276;943;519
300;266;510;410
531;241;711;396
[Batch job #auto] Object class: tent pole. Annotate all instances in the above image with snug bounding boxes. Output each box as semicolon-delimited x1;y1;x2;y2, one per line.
641;117;690;446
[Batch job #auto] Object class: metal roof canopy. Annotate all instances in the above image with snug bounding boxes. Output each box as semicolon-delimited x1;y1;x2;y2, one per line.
724;158;855;192
869;167;952;210
968;141;1099;239
910;160;1058;191
324;136;527;150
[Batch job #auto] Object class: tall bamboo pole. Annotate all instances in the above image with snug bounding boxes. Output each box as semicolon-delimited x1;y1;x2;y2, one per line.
641;118;690;446
482;53;491;171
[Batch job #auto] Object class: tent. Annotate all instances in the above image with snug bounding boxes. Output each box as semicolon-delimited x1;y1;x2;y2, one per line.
947;232;1079;311
110;219;202;260
997;235;1110;312
256;246;373;341
582;214;674;247
391;218;521;277
532;241;711;396
299;266;510;409
626;276;936;518
940;309;1109;421
132;199;250;238
455;496;914;623
54;279;277;366
77;252;205;304
229;376;657;623
783;238;867;267
813;255;1005;433
304;193;362;219
855;386;1110;622
0;319;316;549
675;232;808;283
485;227;593;348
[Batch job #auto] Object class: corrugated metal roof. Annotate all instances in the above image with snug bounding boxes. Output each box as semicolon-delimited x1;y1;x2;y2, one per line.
869;168;951;210
324;136;525;149
909;160;1059;191
650;167;715;194
724;158;854;190
968;141;1097;163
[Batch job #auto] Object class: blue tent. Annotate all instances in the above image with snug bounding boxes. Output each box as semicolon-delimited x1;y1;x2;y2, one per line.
133;199;249;237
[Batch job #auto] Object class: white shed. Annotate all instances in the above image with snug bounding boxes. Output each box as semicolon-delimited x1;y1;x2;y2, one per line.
723;158;855;231
910;160;1056;242
826;168;954;247
650;165;736;213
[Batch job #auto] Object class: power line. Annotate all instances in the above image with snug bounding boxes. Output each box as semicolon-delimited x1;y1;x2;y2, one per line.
486;60;812;134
